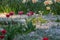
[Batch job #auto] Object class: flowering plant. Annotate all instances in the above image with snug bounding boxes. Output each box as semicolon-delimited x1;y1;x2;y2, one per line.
0;29;7;39
0;0;60;15
32;17;47;25
0;17;35;40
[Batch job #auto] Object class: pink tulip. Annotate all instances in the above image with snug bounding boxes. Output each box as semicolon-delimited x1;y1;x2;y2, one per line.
27;11;34;16
18;11;24;15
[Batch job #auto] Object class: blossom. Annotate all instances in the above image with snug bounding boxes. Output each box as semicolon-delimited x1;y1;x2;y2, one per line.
18;11;24;15
22;0;27;3
27;11;34;16
29;11;34;15
27;13;31;16
6;14;10;18
1;29;7;35
9;11;14;16
46;7;50;10
44;0;53;5
42;37;49;40
0;35;4;39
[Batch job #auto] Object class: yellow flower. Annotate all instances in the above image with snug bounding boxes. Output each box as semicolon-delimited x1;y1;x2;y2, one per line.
46;7;51;10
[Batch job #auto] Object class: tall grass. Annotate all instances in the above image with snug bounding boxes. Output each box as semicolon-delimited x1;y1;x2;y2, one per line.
0;0;45;14
0;0;60;15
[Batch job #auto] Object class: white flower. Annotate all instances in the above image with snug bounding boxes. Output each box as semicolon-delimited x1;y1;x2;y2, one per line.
22;0;27;3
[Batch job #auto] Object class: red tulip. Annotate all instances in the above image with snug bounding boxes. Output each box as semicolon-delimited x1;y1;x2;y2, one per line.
9;11;14;16
1;29;7;35
18;11;24;15
0;35;4;39
43;37;49;40
6;14;10;18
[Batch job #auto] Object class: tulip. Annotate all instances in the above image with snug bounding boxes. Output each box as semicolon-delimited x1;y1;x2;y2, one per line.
6;14;10;18
1;29;7;35
18;11;24;15
0;35;4;39
27;11;34;16
9;11;14;16
42;37;49;40
27;13;31;16
29;11;34;15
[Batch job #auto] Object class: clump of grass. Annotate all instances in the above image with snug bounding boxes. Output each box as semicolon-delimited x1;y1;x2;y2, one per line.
55;18;60;22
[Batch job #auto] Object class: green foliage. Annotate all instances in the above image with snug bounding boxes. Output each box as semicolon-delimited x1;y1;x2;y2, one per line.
55;19;60;22
0;0;46;14
51;2;60;15
55;18;60;22
54;3;60;15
